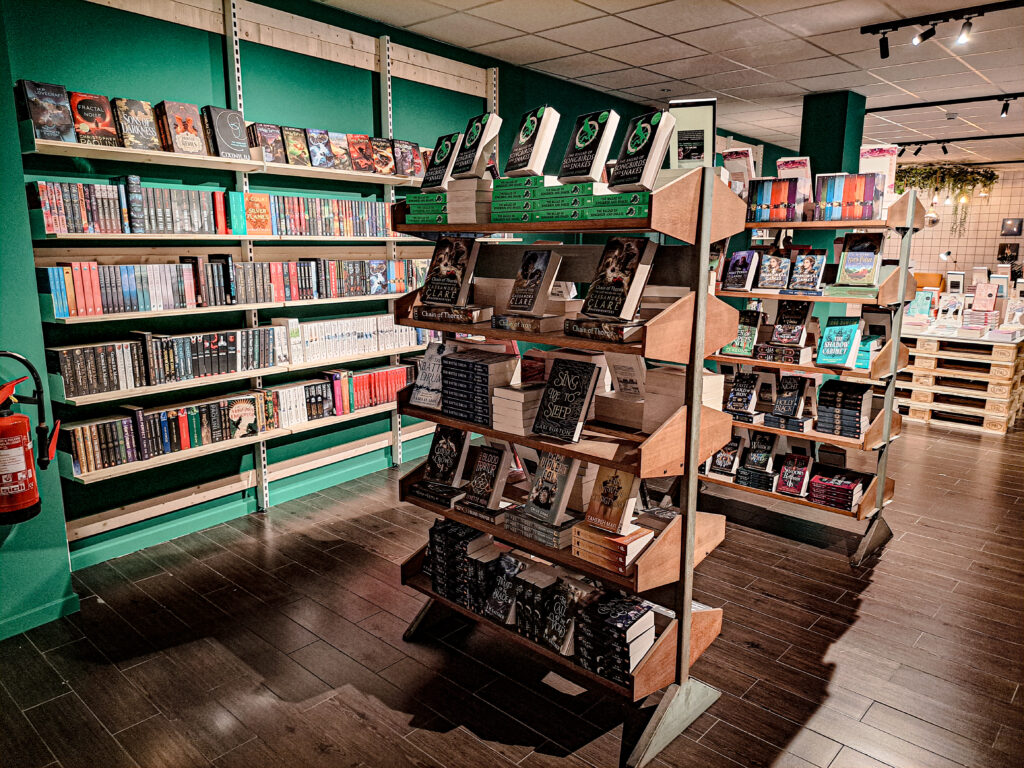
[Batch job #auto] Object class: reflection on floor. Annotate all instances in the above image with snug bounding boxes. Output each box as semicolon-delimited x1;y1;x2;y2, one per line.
0;421;1020;768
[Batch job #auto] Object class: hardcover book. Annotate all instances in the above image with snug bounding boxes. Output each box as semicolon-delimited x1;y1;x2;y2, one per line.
422;425;470;486
305;128;336;168
421;132;463;192
505;105;560;177
154;101;207;155
421;236;479;306
461;444;510;510
771;300;812;346
111;98;161;151
69;92;118;146
248;123;285;163
347;134;375;172
608;109;677;192
200;106;249;159
506;249;561;315
817;316;863;368
721;310;762;357
371;137;397;175
558;109;620;183
744;431;778;472
709;437;744;475
392;139;418;176
756;252;792;291
725;372;759;414
532;358;600;443
777;453;811;496
786;250;826;292
722;250;759;291
327;131;353;170
580;237;656;321
409;342;448;411
451;112;502;179
836;233;883;286
585;467;642;534
281;126;311;165
773;376;807;418
18;80;74;142
523;451;581;524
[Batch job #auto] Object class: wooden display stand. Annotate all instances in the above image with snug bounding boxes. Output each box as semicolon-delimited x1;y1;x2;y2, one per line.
394;166;744;767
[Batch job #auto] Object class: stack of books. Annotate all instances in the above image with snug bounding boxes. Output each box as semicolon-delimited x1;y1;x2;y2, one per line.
504;504;577;549
490;177;650;224
463;543;503;615
816;380;872;438
440;350;519;428
855;335;882;370
403;192;447;225
575;595;656;686
571;522;654;573
426;519;491;606
812;172;884;221
735;465;778;492
446;178;493;225
491;383;545;435
511;565;560;643
808;470;865;512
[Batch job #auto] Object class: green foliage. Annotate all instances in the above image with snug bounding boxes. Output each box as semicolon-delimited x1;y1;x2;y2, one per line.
895;163;999;237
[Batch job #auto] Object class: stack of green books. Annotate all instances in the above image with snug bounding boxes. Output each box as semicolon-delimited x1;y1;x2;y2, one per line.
404;192;448;225
490;177;649;223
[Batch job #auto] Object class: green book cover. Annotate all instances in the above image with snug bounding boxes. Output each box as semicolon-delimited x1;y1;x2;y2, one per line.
226;191;246;235
817;317;861;366
721;310;760;356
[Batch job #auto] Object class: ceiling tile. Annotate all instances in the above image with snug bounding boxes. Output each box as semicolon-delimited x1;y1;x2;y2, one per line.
841;40;966;69
426;0;495;8
756;55;856;80
853;82;909;97
961;50;1024;71
870;58;970;83
621;0;752;35
687;69;778;90
596;37;703;66
900;72;989;93
790;70;881;90
577;0;663;11
805;28;875;55
674;18;795;50
467;0;603;33
950;27;1024;54
537;16;657;48
320;0;452;25
722;82;810;99
529;52;624;78
647;54;748;79
721;39;830;68
406;12;520;45
729;0;821;12
471;35;581;64
579;68;671;89
766;0;894;37
621;81;703;100
979;66;1024;86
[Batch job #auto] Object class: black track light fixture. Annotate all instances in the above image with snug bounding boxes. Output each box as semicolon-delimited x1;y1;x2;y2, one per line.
957;18;973;43
898;146;906;157
879;33;890;59
913;145;923;156
1001;100;1010;117
912;25;937;45
941;143;949;154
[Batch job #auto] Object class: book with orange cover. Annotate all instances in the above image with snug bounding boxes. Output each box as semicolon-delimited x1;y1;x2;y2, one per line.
244;193;273;235
842;175;858;220
770;179;785;222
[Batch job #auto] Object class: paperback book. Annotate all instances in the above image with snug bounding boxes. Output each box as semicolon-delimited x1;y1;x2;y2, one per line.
370;138;397;174
408;341;448;409
608;109;677;192
585;467;642;534
777;454;812;496
505;105;560;177
460;444;511;510
69;92;118;146
200;106;249;159
111;98;161;151
773;376;808;419
18;80;74;142
721;310;762;357
771;300;812;346
305;128;336;168
744;431;778;473
580;237;656;321
451;112;502;179
722;250;759;291
347;134;375;172
756;253;792;292
708;436;744;476
532;358;600;443
835;233;883;287
506;249;562;315
559;109;620;183
247;123;285;163
154;101;206;155
817;316;863;368
523;451;581;524
421;237;479;306
281;126;311;165
783;250;826;293
422;132;463;192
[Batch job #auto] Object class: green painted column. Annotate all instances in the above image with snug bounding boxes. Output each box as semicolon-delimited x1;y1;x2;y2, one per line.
0;5;79;640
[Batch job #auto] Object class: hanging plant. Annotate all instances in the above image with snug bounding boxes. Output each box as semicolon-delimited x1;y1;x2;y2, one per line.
895;164;998;237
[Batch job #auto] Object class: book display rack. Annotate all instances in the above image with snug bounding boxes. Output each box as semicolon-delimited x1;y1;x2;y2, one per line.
704;191;925;564
14;9;465;549
393;166;744;767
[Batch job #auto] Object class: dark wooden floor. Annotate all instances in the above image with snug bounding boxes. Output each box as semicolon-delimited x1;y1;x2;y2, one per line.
1;420;1021;768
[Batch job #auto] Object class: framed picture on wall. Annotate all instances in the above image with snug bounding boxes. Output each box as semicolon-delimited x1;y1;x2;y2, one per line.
1001;218;1023;237
998;243;1020;262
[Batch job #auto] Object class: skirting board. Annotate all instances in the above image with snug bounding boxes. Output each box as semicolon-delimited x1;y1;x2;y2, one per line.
0;593;80;641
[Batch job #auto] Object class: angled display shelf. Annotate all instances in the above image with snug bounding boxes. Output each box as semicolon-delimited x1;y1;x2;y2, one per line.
716;264;917;307
728;409;902;452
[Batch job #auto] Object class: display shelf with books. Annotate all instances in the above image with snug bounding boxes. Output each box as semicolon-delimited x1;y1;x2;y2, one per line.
708;335;909;380
739;188;925;232
716;264;917;306
728;409;902;452
700;472;895;521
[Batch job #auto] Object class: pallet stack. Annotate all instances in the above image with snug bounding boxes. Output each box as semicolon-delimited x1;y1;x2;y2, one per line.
895;332;1024;435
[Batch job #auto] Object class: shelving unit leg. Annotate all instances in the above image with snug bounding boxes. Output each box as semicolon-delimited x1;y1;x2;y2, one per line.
402;597;451;641
624;679;721;768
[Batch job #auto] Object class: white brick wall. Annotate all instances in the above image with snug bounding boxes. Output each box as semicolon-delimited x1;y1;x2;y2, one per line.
881;170;1024;275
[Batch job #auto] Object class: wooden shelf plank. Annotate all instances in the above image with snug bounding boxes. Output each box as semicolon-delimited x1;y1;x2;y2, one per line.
286;344;426;373
700;473;894;521
33;232;419;243
709;338;908;380
285;402;396;434
744;220;888;230
715;290;880;305
727;409;901;451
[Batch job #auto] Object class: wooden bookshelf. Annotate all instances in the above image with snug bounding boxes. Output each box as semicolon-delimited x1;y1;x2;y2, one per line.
727;409;902;451
741;192;926;233
395;289;739;365
392;168;747;245
286;344;426;374
32;232;418;243
700;473;895;521
284;402;397;434
708;337;910;380
715;265;917;307
397;386;733;479
26;137;421;187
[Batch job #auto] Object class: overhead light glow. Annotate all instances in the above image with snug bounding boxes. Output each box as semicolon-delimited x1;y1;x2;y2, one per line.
957;19;972;44
912;25;936;45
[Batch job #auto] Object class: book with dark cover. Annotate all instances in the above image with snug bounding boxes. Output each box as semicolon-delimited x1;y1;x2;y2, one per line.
392;139;418;175
461;444;510;509
304;128;335;168
563;318;644;343
744;431;778;472
581;595;652;642
280;126;310;165
710;437;743;475
505;105;560;177
200;106;249;159
409;341;448;409
248;123;285;163
523;451;580;524
787;250;826;292
507;249;561;315
327;131;353;170
451;112;502;179
421;132;462;191
771;300;811;346
725;372;759;414
559;109;620;183
773;376;807;418
347;134;375;172
585;466;641;534
421;236;479;306
17;80;74;142
756;252;792;291
722;250;758;291
608;109;676;192
721;310;761;357
111;98;161;150
226;395;257;439
532;358;600;443
154;101;207;155
422;425;470;486
581;237;656;321
69;92;118;146
483;553;528;622
370;137;397;174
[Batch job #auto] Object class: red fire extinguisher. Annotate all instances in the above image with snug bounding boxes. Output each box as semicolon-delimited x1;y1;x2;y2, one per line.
0;352;59;525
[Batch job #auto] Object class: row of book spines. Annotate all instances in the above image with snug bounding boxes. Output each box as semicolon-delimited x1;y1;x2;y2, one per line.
812;173;879;221
245;124;423;176
29;181;398;238
746;179;799;223
38;258;427;318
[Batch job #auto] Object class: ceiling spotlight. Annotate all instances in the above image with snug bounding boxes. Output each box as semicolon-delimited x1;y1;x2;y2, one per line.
898;146;906;157
939;250;951;261
913;145;923;156
1001;100;1010;118
956;19;972;44
941;143;949;154
932;192;940;204
912;25;936;45
879;33;890;59
980;190;989;197
944;195;953;205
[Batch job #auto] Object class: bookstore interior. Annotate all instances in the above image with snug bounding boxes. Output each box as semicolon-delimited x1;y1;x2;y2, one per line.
0;1;1022;767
